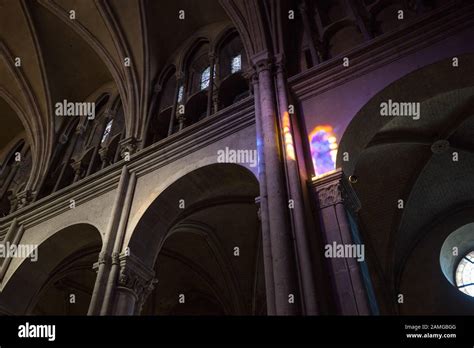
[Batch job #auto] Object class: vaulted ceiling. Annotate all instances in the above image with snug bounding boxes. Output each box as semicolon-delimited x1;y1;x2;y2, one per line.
338;54;474;313
0;0;233;190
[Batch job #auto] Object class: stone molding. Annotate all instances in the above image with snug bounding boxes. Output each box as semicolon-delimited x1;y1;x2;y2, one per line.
0;96;255;232
117;253;157;312
310;169;361;213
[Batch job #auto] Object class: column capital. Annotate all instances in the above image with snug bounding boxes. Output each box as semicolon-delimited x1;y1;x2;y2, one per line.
119;137;140;159
70;158;86;179
117;252;157;313
10;189;34;211
251;50;273;74
310;169;361;213
98;146;110;164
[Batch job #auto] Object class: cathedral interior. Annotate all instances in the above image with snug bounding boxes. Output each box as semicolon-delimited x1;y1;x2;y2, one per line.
0;0;474;316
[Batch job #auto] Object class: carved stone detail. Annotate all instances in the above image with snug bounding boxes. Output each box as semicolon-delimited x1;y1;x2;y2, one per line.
97;251;108;265
251;50;273;74
119;137;139;159
311;169;361;213
11;189;34;210
117;253;157;313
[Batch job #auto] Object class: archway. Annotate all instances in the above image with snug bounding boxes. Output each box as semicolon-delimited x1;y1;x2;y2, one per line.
129;163;266;315
0;223;102;315
335;54;474;314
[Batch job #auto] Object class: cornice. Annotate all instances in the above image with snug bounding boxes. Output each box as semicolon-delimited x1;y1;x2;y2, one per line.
289;2;474;101
0;96;255;234
309;169;361;214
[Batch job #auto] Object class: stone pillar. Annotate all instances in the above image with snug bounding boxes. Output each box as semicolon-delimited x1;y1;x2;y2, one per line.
100;171;137;315
88;165;130;315
206;52;216;117
252;51;299;315
298;1;320;65
71;159;86;183
168;72;183;136
310;169;370;315
250;71;276;315
98;146;111;169
10;189;34;211
275;55;318;315
52;125;83;192
112;253;157;315
145;83;162;145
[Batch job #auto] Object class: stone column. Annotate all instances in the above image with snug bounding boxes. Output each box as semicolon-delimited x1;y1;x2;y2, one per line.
112;253;157;315
206;52;216;117
100;171;137;315
252;51;299;315
298;1;320;65
250;71;276;315
168;72;183;136
275;55;318;315
310;169;370;315
87;165;130;315
145;83;162;145
52;125;83;193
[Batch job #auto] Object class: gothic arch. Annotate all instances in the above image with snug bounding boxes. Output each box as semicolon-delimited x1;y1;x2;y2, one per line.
337;53;474;175
0;223;102;315
334;54;474;314
127;163;265;315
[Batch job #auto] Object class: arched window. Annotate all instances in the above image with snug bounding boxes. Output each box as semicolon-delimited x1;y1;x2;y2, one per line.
200;66;211;90
146;68;178;146
145;29;250;148
455;251;474;297
38;94;125;199
217;32;249;109
231;54;242;74
309;125;338;177
218;32;247;79
187;42;211;95
183;41;211;126
101;119;113;144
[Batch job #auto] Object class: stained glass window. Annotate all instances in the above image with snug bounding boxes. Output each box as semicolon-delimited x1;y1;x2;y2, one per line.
309;125;338;177
455;251;474;297
101;120;113;143
231;54;242;74
177;85;184;103
200;66;211;90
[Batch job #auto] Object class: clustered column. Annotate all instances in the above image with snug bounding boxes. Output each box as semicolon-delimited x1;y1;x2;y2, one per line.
251;51;299;315
310;169;371;315
112;253;157;315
